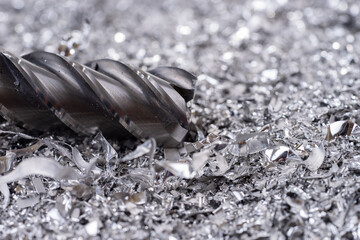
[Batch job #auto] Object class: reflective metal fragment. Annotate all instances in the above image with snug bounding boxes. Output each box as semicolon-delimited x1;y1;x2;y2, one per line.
85;218;102;236
32;177;46;193
325;120;357;141
264;146;300;162
128;192;147;205
164;148;181;161
0;140;43;174
56;193;73;217
0;152;15;173
61;182;92;199
93;132;118;162
0;157;83;207
230;132;269;156
121;138;156;162
213;154;229;175
192;149;210;172
303;146;325;171
16;195;40;209
265;146;290;162
0;157;82;183
47;208;66;224
112;191;147;205
157;160;196;179
0;182;9;207
71;146;100;174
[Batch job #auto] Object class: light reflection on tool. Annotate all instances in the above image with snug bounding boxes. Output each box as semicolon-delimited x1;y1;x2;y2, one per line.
0;50;196;147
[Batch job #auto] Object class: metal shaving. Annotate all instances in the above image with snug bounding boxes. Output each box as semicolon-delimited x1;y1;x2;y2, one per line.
303;145;326;171
1;0;360;239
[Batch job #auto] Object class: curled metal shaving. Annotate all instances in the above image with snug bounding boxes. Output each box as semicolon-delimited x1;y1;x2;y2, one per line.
0;157;83;207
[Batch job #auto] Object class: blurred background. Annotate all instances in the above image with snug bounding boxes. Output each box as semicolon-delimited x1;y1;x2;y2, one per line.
1;0;360;79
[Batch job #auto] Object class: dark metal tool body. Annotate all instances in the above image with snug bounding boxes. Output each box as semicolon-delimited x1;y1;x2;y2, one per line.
0;50;196;147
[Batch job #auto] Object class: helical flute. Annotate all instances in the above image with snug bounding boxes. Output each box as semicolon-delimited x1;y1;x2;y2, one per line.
0;50;196;147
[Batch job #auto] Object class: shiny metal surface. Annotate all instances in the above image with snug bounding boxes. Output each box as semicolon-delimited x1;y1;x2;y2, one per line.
0;50;196;147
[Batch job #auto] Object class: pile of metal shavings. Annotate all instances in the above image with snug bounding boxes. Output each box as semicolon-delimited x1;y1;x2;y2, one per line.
2;0;360;239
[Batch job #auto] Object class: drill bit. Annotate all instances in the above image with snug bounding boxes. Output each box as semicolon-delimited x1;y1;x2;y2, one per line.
0;50;196;147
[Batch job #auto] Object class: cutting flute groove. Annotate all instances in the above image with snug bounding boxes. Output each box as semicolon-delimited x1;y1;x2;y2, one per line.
0;50;196;147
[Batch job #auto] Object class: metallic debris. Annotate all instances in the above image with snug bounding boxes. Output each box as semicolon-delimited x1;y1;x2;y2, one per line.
0;157;82;183
121;138;156;162
303;146;326;172
264;146;301;163
213;154;230;175
157;160;196;179
32;177;46;194
0;151;15;173
325;120;358;141
1;0;360;239
0;157;82;207
164;148;181;161
16;195;40;209
192;149;210;172
264;146;291;162
0;140;43;173
85;218;103;236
